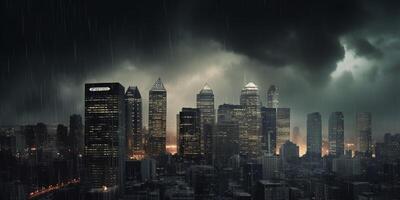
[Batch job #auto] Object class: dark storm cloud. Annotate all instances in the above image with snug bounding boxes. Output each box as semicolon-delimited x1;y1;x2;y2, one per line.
1;0;400;141
346;38;383;59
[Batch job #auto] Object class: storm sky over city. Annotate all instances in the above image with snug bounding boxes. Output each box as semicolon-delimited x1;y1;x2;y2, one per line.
1;0;400;143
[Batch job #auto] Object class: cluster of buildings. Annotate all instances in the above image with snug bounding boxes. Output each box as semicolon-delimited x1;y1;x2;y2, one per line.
0;78;400;200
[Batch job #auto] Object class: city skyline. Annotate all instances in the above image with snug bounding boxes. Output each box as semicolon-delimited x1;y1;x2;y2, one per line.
2;1;400;199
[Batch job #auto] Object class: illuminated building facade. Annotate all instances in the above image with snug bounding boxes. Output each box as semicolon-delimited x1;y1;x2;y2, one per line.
307;112;322;157
177;108;202;160
240;82;262;159
84;83;126;193
329;112;344;157
357;112;372;154
125;86;144;158
148;78;167;156
196;84;215;163
276;108;290;154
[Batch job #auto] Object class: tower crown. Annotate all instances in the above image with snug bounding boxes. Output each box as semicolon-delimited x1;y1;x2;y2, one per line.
150;78;166;91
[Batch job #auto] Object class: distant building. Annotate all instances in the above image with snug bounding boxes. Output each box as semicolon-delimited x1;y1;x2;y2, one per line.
69;114;83;154
267;85;279;109
276;108;290;154
177;108;202;161
332;155;361;177
261;107;277;154
279;140;299;164
307;112;322;158
329;112;344;157
196;84;215;163
148;78;167;156
240;82;262;159
357;112;372;154
291;126;301;146
84;82;126;195
255;180;289;200
125;86;144;158
214;121;240;167
186;165;216;199
260;153;281;179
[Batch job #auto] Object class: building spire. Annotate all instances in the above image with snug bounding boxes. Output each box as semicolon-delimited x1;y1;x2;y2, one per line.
150;77;166;91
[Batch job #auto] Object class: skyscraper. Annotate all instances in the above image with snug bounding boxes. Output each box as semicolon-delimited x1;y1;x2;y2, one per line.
196;84;215;163
240;82;262;159
329;112;344;157
69;114;83;154
356;112;372;154
84;83;126;194
125;86;144;158
177;108;202;161
216;104;245;159
261;107;277;154
291;126;301;145
307;112;322;157
267;85;279;108
148;78;167;156
276;108;290;154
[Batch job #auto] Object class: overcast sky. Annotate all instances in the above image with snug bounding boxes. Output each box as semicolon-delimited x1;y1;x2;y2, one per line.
1;0;400;144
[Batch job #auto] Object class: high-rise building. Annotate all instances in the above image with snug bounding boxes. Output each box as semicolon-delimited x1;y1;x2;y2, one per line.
69;114;83;154
267;85;279;108
125;86;144;158
240;82;262;159
329;112;344;157
356;112;372;154
177;108;202;161
214;121;240;167
196;84;215;163
291;126;301;145
260;153;281;179
148;78;167;156
307;112;322;157
84;83;126;195
279;140;299;164
261;107;277;154
216;104;244;165
276;108;290;154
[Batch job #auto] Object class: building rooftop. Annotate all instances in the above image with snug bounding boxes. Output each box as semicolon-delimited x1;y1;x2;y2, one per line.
150;78;166;91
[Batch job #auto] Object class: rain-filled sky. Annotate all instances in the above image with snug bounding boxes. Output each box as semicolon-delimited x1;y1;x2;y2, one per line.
1;0;400;144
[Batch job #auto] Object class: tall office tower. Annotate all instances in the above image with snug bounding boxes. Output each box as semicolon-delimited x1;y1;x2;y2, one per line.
267;85;279;108
279;140;299;164
261;107;277;154
329;112;344;157
148;78;167;156
356;112;372;154
307;112;322;157
196;84;215;163
291;126;301;145
125;86;144;158
177;108;202;161
56;124;68;153
216;104;245;158
214;121;240;167
69;114;83;153
84;83;126;195
240;82;262;159
276;108;290;154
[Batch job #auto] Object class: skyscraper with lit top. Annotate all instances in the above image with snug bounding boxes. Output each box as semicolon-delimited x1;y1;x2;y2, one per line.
84;82;126;196
196;84;215;163
240;82;261;159
148;78;167;156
